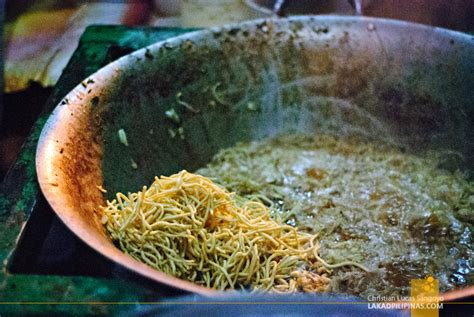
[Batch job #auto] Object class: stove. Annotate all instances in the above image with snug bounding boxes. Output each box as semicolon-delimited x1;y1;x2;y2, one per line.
0;26;195;315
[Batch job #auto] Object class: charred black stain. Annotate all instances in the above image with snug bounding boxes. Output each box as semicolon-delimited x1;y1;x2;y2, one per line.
145;49;153;59
313;27;329;34
228;27;240;36
91;96;100;108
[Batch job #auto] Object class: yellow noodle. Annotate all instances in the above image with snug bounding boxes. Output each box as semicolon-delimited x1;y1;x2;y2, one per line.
100;170;365;292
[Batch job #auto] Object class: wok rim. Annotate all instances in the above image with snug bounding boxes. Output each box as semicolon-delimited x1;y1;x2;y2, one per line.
36;15;474;299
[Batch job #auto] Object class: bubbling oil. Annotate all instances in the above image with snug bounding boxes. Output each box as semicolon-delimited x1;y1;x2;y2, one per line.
197;134;473;298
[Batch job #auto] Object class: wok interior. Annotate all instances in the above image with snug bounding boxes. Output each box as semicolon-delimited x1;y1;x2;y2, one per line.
42;17;473;292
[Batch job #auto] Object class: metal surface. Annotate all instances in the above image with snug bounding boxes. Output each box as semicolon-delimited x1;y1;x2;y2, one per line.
36;16;474;297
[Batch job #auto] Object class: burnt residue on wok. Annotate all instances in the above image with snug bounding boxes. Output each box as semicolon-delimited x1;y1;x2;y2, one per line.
36;17;474;298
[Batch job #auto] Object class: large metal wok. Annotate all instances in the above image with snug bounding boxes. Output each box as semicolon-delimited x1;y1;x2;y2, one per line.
36;16;473;297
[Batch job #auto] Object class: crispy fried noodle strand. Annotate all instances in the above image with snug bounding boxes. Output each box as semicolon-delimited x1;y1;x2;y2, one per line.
101;171;365;292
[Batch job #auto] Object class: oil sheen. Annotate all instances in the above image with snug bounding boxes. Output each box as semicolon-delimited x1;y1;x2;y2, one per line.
197;134;473;298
